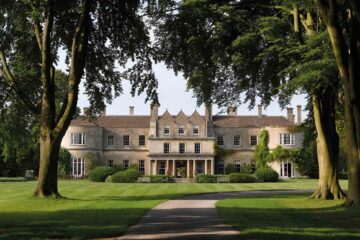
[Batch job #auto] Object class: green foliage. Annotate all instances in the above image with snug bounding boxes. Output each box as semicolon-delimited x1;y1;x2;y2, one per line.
149;175;174;183
254;129;270;168
229;173;257;183
225;164;237;175
0;177;27;182
88;166;116;182
255;167;278;182
195;174;217;183
214;144;236;158
58;148;71;177
240;163;254;174
109;168;139;183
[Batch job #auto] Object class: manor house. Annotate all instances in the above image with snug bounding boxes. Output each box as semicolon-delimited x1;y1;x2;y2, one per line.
61;102;304;179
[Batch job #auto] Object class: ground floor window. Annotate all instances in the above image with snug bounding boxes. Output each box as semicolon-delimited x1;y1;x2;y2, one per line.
216;160;224;174
139;160;145;175
235;160;241;173
280;161;293;177
158;161;166;175
108;160;114;167
71;158;85;178
123;160;129;169
196;161;204;174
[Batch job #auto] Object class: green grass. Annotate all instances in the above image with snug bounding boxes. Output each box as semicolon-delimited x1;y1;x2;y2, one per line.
0;179;347;239
217;193;360;240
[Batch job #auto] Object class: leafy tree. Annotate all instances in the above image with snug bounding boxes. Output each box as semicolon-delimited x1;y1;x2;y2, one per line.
254;129;270;168
0;1;158;197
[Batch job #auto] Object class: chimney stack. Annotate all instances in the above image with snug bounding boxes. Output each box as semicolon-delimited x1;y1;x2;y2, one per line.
297;105;302;125
258;104;263;118
287;107;294;123
227;106;237;116
205;103;212;122
150;100;159;121
129;106;134;115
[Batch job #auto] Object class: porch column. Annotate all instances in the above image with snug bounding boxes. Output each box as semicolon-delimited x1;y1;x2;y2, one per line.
173;160;176;176
211;159;214;175
186;160;190;178
205;159;208;174
155;160;158;175
166;160;169;175
193;160;196;176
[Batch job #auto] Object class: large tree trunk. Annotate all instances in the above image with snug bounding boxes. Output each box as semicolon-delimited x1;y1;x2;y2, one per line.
311;93;346;200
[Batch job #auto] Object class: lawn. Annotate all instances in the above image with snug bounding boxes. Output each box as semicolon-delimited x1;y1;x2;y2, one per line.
217;193;360;240
0;179;347;239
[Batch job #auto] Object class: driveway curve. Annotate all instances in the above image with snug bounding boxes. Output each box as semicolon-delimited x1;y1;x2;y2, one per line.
111;189;310;240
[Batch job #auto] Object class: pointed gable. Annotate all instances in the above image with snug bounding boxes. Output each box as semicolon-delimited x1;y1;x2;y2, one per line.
159;110;175;122
189;110;205;124
175;110;189;124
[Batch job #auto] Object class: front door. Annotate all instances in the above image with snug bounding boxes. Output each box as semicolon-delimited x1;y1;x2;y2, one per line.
175;160;187;178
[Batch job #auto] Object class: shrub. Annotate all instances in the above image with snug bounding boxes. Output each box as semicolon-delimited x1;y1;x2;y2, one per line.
110;168;139;183
88;166;116;182
255;167;278;182
196;174;217;183
149;175;173;183
225;164;237;174
0;177;27;182
229;173;257;183
240;163;254;174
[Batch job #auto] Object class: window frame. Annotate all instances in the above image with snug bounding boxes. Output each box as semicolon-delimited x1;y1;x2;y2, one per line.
164;124;170;136
250;135;257;146
138;160;145;175
108;159;114;167
179;142;186;154
158;161;166;175
194;142;201;154
123;160;129;169
235;160;241;173
107;135;114;147
217;135;224;146
233;135;241;147
280;133;296;146
123;135;130;146
178;124;185;135
163;142;170;154
71;133;85;145
139;135;146;146
192;124;199;135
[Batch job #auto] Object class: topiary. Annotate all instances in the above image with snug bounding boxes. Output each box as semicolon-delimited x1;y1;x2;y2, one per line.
229;173;257;183
88;166;116;182
255;167;279;182
195;174;217;183
110;168;139;183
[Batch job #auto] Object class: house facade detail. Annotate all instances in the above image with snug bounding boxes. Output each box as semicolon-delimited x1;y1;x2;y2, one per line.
61;103;304;178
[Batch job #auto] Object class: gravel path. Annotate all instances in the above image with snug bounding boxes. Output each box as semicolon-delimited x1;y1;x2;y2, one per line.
109;189;310;240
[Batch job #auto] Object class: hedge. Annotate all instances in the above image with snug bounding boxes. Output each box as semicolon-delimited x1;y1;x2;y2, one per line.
196;174;217;183
229;173;257;183
0;177;27;182
255;167;279;182
149;175;173;183
88;166;116;182
109;168;139;183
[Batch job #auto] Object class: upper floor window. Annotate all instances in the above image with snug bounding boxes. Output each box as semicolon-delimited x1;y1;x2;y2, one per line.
194;143;201;154
178;125;185;135
108;160;114;167
235;160;241;172
107;135;114;146
193;124;199;135
139;160;145;175
217;135;224;146
164;124;170;136
250;135;257;146
179;143;186;153
234;135;241;147
280;133;295;146
71;133;85;145
123;135;130;146
123;160;129;169
164;143;170;154
139;135;145;146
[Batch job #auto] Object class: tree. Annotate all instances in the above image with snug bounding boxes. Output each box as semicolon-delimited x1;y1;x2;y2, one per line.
316;0;360;207
254;129;270;168
0;1;158;197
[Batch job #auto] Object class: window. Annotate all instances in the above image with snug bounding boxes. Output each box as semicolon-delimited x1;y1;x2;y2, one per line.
217;135;224;146
216;160;224;174
194;143;201;154
280;133;295;146
163;143;170;154
108;160;114;167
193;124;199;135
158;161;166;175
107;135;114;146
71;158;85;178
71;133;85;145
123;160;129;169
235;160;241;173
123;135;130;146
196;162;204;174
178;125;185;135
179;143;186;153
250;135;257;146
139;160;145;175
164;124;170;136
234;135;241;147
139;135;145;146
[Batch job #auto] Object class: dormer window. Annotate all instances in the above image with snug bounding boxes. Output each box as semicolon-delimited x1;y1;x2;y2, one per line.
164;124;170;136
178;125;185;135
193;124;199;135
71;133;85;145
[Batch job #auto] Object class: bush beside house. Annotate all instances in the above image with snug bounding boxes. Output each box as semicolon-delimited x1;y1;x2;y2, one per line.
229;173;257;183
255;167;278;182
108;168;139;183
195;174;217;183
88;166;116;182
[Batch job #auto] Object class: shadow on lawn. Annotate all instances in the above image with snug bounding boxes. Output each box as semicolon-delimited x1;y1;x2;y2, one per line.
217;204;360;240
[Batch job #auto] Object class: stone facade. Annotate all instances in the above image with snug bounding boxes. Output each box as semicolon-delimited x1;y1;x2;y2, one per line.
61;103;304;178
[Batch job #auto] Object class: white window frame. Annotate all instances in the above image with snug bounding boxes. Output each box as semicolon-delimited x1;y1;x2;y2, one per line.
123;135;130;146
178;124;185;135
234;135;241;147
179;142;186;153
196;162;204;174
139;160;145;175
217;135;224;146
71;158;85;178
158;161;166;175
71;133;85;145
280;133;296;146
164;124;170;136
194;143;201;154
163;143;170;154
107;135;114;147
192;124;199;135
216;160;224;174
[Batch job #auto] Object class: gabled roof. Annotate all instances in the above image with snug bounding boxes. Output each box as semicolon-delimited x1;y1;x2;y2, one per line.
71;116;150;128
212;116;293;128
